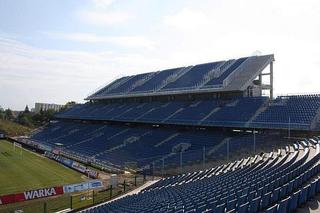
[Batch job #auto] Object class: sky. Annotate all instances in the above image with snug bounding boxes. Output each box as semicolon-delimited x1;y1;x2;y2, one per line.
0;0;319;110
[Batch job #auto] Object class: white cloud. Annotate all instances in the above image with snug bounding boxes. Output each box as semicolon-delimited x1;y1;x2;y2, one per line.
0;36;163;109
79;10;133;26
92;0;114;9
45;32;155;49
163;8;210;30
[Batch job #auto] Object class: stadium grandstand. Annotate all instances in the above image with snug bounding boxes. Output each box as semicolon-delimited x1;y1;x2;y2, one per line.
19;54;320;212
81;138;320;212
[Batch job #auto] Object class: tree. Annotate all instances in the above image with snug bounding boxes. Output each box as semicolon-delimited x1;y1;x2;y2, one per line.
32;109;55;126
16;111;33;127
4;109;14;120
24;105;30;113
65;101;76;108
0;106;4;119
60;101;76;112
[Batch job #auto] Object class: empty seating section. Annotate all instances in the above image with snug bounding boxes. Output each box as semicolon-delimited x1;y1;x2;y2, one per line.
204;57;248;86
89;56;260;98
31;119;293;171
252;95;320;130
162;62;222;90
203;97;267;127
56;95;320;130
140;101;186;122
167;100;218;124
81;139;320;213
92;76;128;97
131;67;183;93
30;121;232;168
107;72;153;95
227;134;284;156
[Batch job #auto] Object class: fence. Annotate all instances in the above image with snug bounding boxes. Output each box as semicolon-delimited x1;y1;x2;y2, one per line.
147;134;293;176
0;175;146;213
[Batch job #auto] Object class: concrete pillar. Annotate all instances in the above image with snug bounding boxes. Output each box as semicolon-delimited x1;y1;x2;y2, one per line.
270;62;274;99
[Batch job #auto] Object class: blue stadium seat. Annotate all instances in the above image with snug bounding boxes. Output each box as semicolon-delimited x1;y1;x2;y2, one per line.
261;192;272;210
238;202;249;213
289;191;299;211
249;196;260;213
265;204;278;213
277;197;290;213
298;185;309;206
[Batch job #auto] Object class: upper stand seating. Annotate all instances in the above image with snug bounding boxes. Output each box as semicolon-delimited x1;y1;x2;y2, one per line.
251;95;320;130
56;97;267;127
201;57;248;87
55;95;320;131
160;61;223;91
80;138;320;213
87;55;269;99
130;67;184;93
104;72;154;95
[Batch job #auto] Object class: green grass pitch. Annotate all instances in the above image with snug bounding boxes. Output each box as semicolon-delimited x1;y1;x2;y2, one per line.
0;140;84;196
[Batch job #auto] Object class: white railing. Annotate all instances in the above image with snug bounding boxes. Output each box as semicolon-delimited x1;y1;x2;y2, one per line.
276;93;320;98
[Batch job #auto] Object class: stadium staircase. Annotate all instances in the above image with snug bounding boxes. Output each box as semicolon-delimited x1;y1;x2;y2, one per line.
207;137;231;156
107;136;141;152
93;128;130;158
99;76;134;96
245;98;270;127
197;60;235;88
126;72;157;93
81;137;320;213
67;131;105;148
156;66;194;91
199;106;221;124
154;133;180;148
113;106;136;119
162;108;185;122
134;106;157;121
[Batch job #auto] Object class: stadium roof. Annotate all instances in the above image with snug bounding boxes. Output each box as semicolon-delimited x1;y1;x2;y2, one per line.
86;54;274;100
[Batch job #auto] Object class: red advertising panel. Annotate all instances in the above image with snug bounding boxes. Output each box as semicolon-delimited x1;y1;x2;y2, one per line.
0;186;64;205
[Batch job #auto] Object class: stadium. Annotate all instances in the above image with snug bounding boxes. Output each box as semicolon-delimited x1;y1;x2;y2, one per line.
1;53;319;212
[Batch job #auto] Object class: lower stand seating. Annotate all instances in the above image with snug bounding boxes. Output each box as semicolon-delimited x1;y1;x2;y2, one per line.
81;137;320;213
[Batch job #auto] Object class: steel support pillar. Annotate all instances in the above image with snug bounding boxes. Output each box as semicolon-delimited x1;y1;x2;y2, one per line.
270;61;274;99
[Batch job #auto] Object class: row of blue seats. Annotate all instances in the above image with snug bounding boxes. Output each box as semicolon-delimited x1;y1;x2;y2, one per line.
89;57;249;98
56;97;267;127
81;139;320;212
57;95;320;130
253;95;320;129
31;119;290;170
31;121;229;168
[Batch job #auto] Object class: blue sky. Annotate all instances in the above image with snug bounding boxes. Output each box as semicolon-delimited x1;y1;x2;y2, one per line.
0;0;320;110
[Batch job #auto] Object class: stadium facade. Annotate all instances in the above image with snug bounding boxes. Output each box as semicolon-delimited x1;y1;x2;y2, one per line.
14;53;320;212
22;54;320;174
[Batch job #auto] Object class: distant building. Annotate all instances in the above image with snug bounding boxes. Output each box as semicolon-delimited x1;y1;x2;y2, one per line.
35;103;64;113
